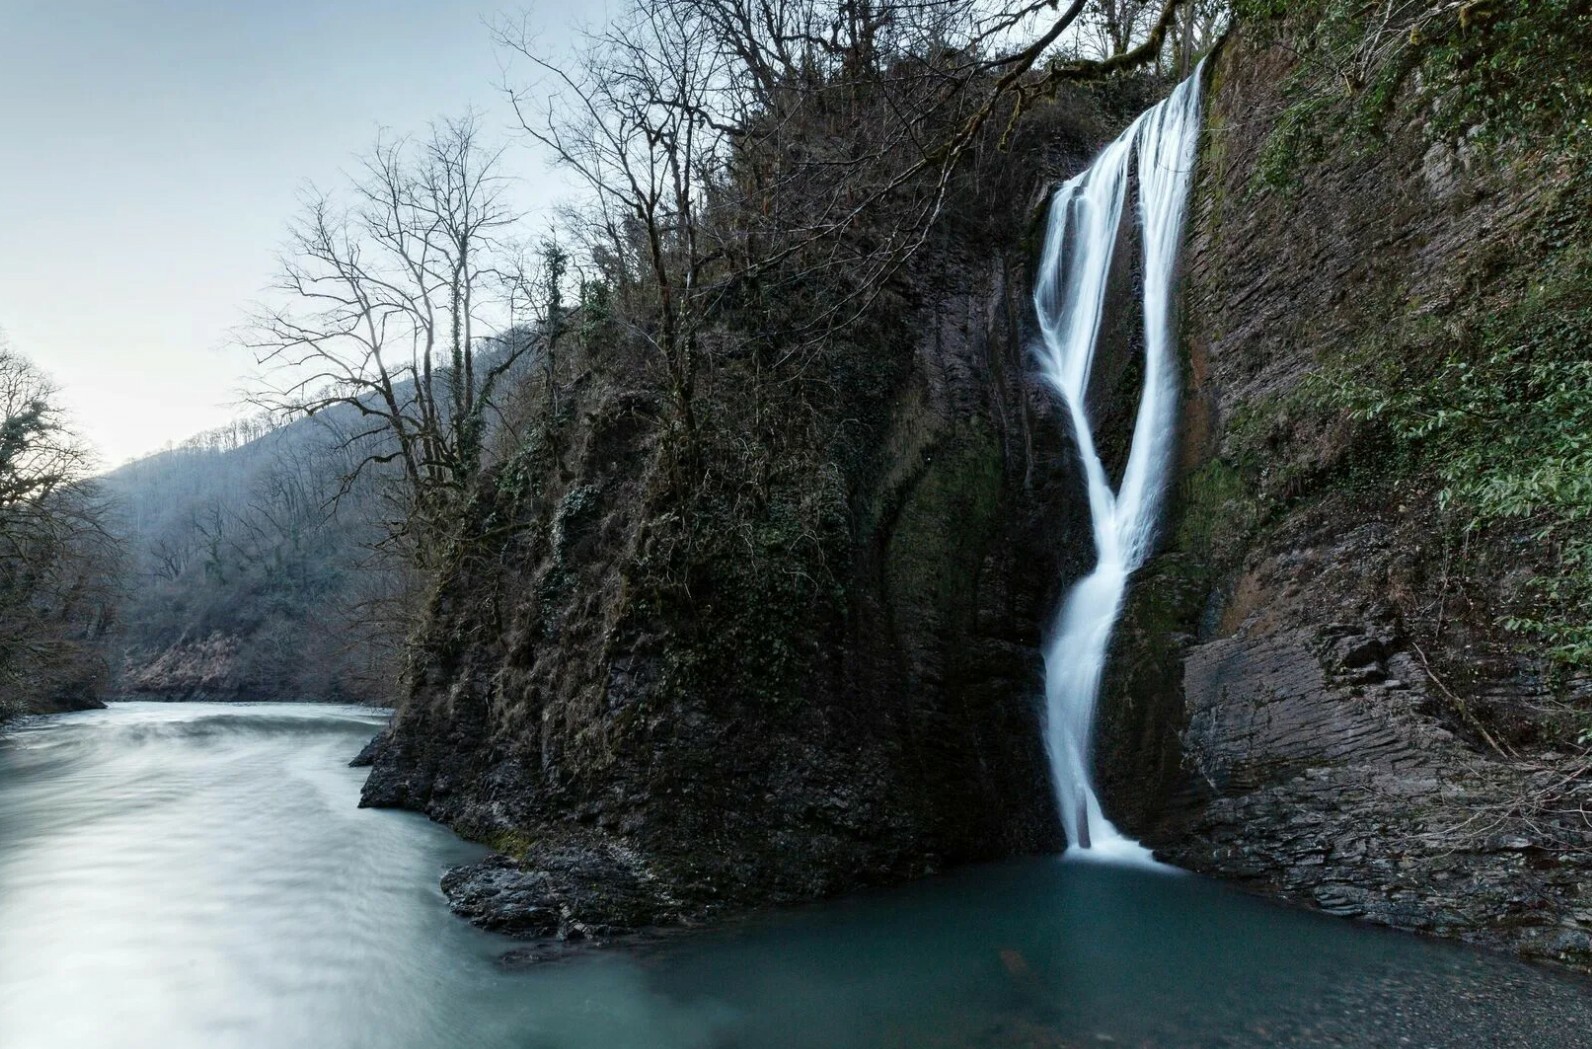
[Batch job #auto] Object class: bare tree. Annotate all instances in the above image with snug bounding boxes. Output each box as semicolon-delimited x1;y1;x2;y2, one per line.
496;0;1210;434
244;115;533;563
0;338;115;720
501;3;734;470
150;533;194;582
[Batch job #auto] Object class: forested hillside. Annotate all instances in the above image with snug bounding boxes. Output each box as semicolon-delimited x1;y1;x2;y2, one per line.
96;330;537;703
97;410;399;702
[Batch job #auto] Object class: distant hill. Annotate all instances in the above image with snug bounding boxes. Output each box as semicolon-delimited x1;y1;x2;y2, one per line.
98;407;405;703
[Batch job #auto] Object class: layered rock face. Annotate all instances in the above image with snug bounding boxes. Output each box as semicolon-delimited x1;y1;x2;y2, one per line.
1099;19;1592;968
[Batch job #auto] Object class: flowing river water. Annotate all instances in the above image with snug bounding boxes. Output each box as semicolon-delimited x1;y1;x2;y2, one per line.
2;703;1590;1049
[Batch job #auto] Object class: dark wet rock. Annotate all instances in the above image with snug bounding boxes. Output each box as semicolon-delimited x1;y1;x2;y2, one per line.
493;943;583;969
442;845;688;942
1328;634;1385;671
348;732;386;769
355;86;1161;938
30;693;107;715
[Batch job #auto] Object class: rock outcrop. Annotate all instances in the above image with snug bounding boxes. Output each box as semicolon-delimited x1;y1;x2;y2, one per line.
363;7;1592;973
1099;12;1592;969
361;84;1160;933
117;634;252;701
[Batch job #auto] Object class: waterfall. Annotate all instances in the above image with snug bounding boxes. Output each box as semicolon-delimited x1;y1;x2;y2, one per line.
1032;63;1206;864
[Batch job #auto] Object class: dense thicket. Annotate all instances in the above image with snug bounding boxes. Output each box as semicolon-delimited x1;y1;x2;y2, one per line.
0;339;114;724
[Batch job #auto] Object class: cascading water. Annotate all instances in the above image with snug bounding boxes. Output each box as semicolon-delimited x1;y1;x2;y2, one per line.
1032;63;1206;865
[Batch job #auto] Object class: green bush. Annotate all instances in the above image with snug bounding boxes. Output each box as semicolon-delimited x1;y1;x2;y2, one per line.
1248;0;1592;189
1321;244;1592;666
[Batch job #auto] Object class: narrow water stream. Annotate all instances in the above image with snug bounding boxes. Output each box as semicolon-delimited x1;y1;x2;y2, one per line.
2;704;1588;1049
1032;62;1205;862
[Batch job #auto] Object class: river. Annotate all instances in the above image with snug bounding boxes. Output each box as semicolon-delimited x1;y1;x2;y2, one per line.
2;702;1588;1049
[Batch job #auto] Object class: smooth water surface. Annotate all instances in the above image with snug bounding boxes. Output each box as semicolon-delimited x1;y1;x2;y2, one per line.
3;703;1589;1049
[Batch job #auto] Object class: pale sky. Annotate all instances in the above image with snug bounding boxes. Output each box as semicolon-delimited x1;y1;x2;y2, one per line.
0;0;587;468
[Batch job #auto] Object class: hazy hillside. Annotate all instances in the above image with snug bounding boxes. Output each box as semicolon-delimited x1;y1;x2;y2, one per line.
98;409;403;703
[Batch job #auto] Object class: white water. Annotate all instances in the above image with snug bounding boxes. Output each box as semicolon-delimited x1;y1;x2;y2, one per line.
1032;65;1206;864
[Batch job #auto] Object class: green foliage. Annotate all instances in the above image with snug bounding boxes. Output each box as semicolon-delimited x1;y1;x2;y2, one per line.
1247;0;1592;191
577;278;611;343
1422;0;1592;151
493;435;545;509
551;484;603;563
1230;0;1290;20
1175;458;1261;568
646;460;852;713
1319;243;1592;666
482;828;537;858
1245;0;1388;190
1255;93;1334;190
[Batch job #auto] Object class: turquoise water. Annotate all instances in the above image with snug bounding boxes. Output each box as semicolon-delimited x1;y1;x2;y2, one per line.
2;702;1588;1049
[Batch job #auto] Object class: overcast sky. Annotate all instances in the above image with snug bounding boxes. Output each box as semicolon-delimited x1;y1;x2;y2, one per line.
0;0;587;468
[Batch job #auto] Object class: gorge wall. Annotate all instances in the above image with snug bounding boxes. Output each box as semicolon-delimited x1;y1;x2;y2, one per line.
1099;4;1592;969
359;83;1158;937
362;3;1592;970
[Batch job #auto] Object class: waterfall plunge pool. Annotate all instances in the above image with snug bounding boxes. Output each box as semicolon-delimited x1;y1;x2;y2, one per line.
1;702;1588;1049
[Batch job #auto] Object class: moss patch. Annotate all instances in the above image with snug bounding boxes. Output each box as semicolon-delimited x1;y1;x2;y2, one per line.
883;425;1004;629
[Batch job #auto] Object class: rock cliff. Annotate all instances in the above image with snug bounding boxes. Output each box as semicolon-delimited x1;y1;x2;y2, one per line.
363;3;1592;971
1100;6;1592;969
359;84;1157;937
